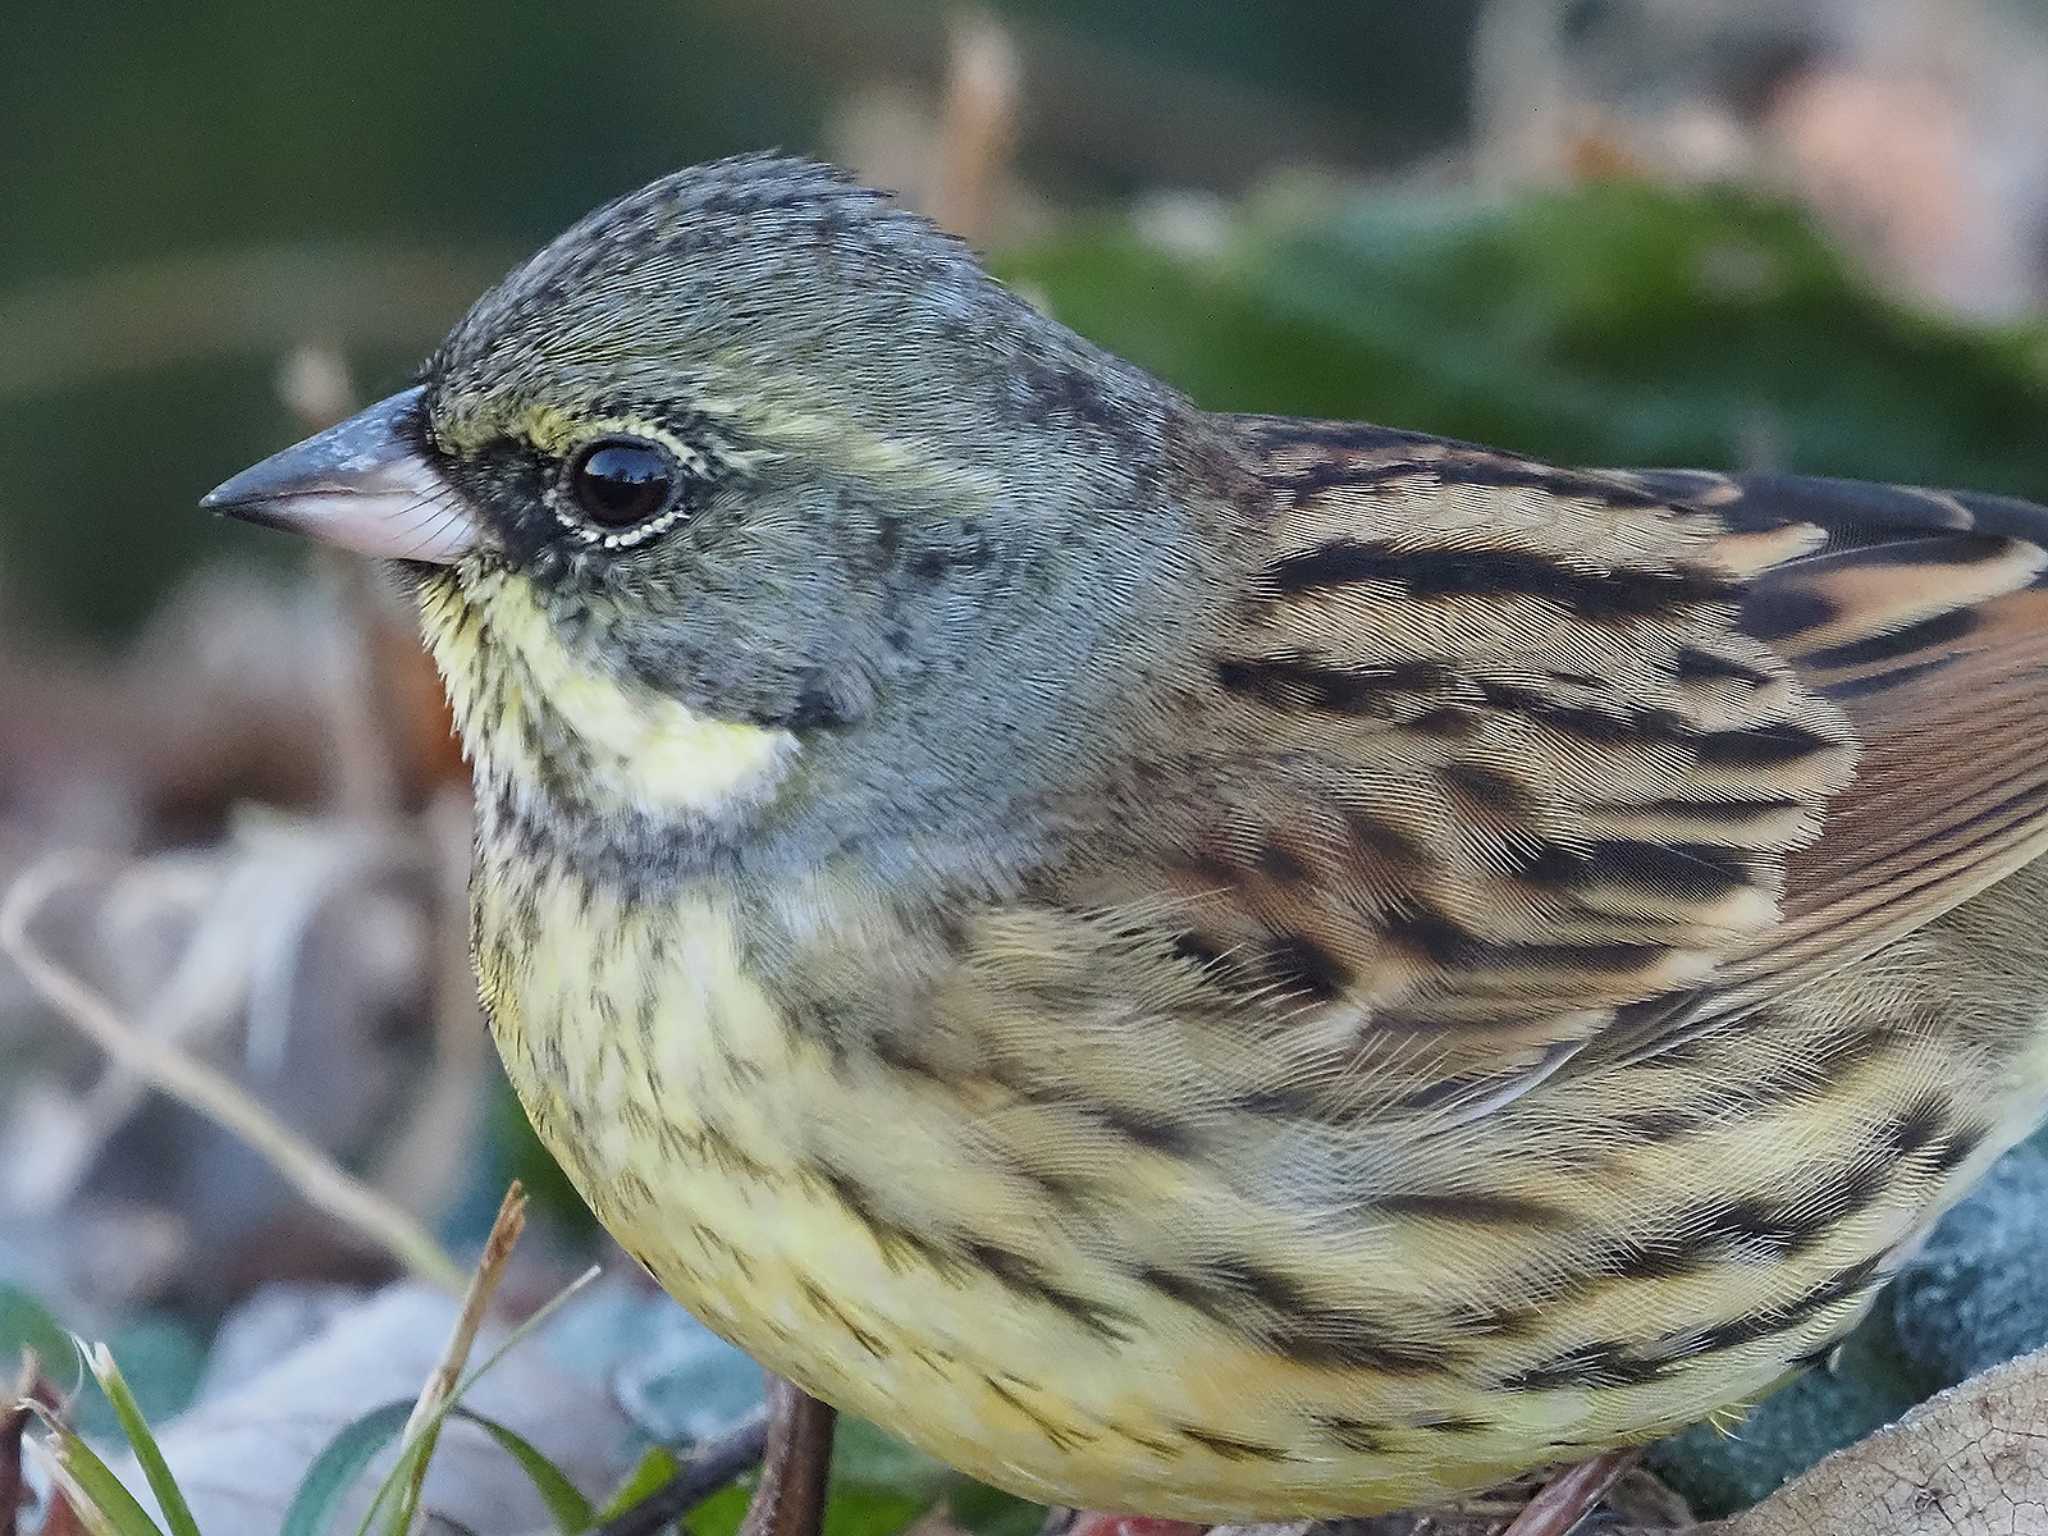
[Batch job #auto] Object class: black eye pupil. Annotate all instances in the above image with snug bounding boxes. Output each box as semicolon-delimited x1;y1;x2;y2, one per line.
571;440;677;528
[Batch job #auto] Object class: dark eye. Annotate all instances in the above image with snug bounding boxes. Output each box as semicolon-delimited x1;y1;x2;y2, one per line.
566;437;680;529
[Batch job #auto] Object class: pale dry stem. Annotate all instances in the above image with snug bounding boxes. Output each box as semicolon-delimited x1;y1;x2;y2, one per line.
0;853;466;1294
393;1182;529;1527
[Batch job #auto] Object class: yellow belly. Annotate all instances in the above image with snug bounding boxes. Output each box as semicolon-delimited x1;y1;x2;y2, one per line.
474;863;1537;1515
466;848;2048;1521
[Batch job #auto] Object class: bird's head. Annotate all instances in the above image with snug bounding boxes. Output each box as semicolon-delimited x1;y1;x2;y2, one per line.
205;155;1201;874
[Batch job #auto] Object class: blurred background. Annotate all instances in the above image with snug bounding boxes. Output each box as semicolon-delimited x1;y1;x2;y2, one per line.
8;0;2048;1530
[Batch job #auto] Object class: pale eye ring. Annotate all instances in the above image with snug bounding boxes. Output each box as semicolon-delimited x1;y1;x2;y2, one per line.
563;435;681;532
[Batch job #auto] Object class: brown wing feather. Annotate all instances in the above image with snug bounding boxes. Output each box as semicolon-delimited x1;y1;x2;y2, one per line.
1101;426;2048;1101
1061;422;1868;1097
1605;471;2048;1019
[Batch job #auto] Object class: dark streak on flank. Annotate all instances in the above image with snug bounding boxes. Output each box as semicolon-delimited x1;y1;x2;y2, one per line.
1687;1255;1884;1356
1258;841;1310;883
1312;1414;1390;1453
982;1376;1086;1452
870;1031;946;1085
1272;457;1430;504
797;1276;892;1359
1515;692;1831;769
1930;1122;1988;1175
1518;1255;1885;1392
1137;1257;1455;1376
967;1241;1137;1341
1876;1093;1951;1163
813;1162;966;1278
1474;937;1677;977
1169;930;1259;993
1222;658;1844;777
1452;1301;1542;1341
1180;1427;1295;1463
1501;1339;1674;1391
1409;706;1483;740
1473;681;1687;748
696;1120;774;1183
1412;1412;1494;1434
1614;1107;1699;1146
1548;669;1609;690
1788;1341;1841;1372
1243;418;1438;454
1383;903;1482;967
1105;1419;1180;1459
1374;1190;1567;1227
1679;1160;1891;1260
1608;1233;1710;1280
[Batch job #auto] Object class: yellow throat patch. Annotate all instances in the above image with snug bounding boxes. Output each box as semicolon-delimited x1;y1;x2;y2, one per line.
415;564;796;818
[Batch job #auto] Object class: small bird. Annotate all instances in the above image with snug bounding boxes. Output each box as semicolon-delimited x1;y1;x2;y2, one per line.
205;155;2048;1526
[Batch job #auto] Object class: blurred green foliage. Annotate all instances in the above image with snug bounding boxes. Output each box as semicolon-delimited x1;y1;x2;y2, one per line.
1003;181;2048;495
6;0;1481;640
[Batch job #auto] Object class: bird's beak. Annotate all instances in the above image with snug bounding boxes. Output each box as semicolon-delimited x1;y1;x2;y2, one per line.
200;385;479;564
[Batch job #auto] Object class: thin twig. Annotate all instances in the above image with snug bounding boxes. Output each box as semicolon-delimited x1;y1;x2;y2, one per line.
0;854;466;1293
590;1412;773;1536
737;1382;836;1536
1501;1449;1642;1536
393;1184;529;1531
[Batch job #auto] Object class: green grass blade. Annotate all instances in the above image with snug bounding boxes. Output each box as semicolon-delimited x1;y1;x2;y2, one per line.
84;1341;203;1536
593;1446;679;1524
449;1263;601;1401
278;1400;413;1536
377;1419;436;1536
24;1410;170;1536
447;1408;593;1533
285;1265;603;1536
